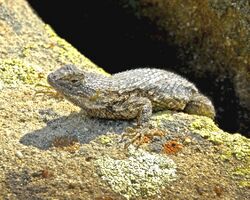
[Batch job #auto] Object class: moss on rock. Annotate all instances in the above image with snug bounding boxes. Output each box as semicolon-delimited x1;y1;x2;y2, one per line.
0;59;38;86
95;145;177;199
189;117;250;161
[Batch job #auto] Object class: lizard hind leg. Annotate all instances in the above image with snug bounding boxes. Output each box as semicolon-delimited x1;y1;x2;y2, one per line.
184;93;216;119
120;96;154;148
128;96;152;126
137;98;152;126
112;96;152;124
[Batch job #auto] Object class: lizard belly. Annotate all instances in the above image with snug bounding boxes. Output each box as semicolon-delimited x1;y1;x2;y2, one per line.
86;107;138;120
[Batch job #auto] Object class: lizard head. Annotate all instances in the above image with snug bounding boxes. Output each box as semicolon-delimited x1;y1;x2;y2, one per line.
48;64;84;89
184;93;216;119
48;64;110;110
47;65;86;98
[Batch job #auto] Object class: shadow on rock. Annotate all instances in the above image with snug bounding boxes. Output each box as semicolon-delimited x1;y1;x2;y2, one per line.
20;111;131;150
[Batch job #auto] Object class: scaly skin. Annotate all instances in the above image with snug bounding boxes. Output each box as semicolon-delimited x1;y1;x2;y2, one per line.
48;65;215;125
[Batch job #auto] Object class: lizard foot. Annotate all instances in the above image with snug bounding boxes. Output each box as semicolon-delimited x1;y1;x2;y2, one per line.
33;83;63;100
121;126;166;148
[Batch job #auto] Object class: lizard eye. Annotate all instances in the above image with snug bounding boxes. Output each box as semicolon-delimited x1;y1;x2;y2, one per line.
69;78;81;86
70;79;78;83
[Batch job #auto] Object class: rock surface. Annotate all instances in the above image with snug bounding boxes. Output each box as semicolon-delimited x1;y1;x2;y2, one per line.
0;0;249;199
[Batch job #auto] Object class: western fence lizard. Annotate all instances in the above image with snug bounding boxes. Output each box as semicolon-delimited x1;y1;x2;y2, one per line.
47;65;215;125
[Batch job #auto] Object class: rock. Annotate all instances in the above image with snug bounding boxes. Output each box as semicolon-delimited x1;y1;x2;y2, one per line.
15;150;24;159
0;0;249;199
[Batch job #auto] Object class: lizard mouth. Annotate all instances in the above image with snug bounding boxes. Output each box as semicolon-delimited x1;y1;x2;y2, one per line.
47;75;74;93
47;73;61;89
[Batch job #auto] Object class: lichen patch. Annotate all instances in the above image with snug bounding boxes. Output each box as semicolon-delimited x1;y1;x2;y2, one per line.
95;145;177;199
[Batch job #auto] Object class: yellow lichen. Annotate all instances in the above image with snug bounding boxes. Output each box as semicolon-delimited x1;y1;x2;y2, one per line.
190;117;220;134
232;165;250;188
189;115;250;188
97;135;114;145
150;110;175;127
190;118;250;161
0;59;39;86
